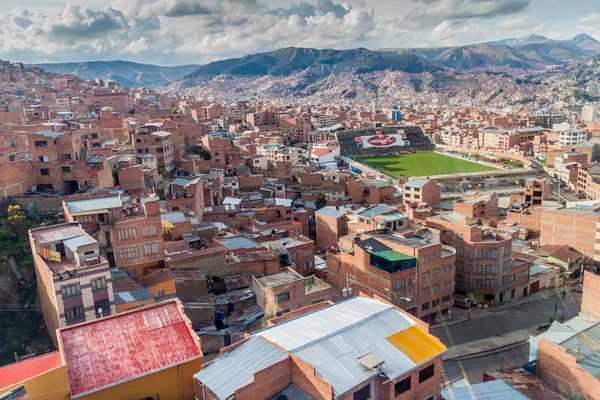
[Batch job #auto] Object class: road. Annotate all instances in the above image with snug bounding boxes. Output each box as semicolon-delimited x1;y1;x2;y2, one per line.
443;343;530;384
432;291;582;347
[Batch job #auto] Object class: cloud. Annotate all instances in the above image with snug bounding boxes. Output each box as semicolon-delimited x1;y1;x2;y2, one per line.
406;0;531;22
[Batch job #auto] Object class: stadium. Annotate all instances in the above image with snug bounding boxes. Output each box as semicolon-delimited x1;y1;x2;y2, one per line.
336;126;498;178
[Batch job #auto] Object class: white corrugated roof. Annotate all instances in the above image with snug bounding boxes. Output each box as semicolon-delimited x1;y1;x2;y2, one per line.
66;196;122;214
441;379;529;400
63;235;95;252
194;336;287;399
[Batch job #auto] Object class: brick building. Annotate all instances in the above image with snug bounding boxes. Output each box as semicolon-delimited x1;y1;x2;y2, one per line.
134;128;174;176
252;268;334;319
29;223;115;344
194;296;446;400
166;176;204;217
453;192;498;219
427;212;530;306
403;178;441;207
315;206;349;251
330;228;456;324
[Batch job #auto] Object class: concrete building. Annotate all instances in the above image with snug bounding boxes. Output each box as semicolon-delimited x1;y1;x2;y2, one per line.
252;268;334;319
29;223;115;344
582;105;598;122
554;152;588;184
194;296;446;400
427;213;530;306
559;130;588;148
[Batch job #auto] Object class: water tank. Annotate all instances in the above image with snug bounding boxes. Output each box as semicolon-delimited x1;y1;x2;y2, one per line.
342;288;348;298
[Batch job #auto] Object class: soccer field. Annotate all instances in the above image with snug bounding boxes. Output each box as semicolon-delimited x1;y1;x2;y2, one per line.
354;152;499;178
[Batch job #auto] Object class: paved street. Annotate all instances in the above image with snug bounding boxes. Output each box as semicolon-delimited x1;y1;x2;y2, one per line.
432;291;582;347
443;343;530;384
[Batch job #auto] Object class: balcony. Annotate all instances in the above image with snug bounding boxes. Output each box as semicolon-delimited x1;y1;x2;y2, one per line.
441;244;457;258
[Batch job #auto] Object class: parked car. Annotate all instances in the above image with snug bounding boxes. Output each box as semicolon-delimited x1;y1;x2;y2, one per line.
574;284;583;293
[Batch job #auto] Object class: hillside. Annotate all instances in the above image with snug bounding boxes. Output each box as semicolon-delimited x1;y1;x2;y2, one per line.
182;47;440;81
31;61;200;88
567;55;600;85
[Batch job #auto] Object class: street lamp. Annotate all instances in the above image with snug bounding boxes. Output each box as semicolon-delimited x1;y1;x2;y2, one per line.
385;288;411;307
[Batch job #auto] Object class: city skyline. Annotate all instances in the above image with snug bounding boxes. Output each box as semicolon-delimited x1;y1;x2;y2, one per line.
0;0;598;66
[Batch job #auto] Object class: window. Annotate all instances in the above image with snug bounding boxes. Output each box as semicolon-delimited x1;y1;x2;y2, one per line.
62;154;72;160
157;290;165;296
419;364;435;383
457;246;464;256
470;249;484;259
510;274;516;282
408;277;415;286
422;302;429;311
470;264;483;274
228;213;236;218
394;281;402;290
472;279;483;288
442;279;451;289
126;268;136;277
37;156;49;162
353;384;370;400
422;286;430;295
550;277;556;286
456;233;464;241
432;299;439;307
304;261;313;270
303;249;312;257
503;246;511;256
117;228;137;240
141;225;157;237
65;305;85;321
395;377;411;396
40;168;49;176
275;292;289;303
91;276;107;291
443;264;452;273
432;252;440;260
486;249;498;260
456;261;464;271
94;299;110;314
442;295;451;303
61;166;71;173
143;243;160;255
502;260;509;271
432;283;439;292
422;255;430;264
118;246;140;260
485;264;498;275
519;270;528;279
433;268;440;276
445;230;452;239
8;141;16;147
275;309;290;317
35;140;47;147
456;275;464;285
358;218;364;223
61;282;81;298
77;215;93;223
485;279;497;288
502;275;509;285
422;271;430;279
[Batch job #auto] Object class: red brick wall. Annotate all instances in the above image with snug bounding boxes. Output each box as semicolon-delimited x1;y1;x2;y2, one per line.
537;339;600;400
267;301;334;326
290;354;334;400
234;357;292;399
0;160;35;200
581;272;600;320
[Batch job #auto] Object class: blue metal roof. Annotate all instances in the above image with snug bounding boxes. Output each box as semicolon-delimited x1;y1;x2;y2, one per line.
404;178;428;189
113;289;155;304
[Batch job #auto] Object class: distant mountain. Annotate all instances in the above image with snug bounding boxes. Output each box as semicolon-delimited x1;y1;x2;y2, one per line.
485;34;548;46
566;55;600;85
381;41;589;70
182;47;440;82
566;33;600;54
31;61;200;88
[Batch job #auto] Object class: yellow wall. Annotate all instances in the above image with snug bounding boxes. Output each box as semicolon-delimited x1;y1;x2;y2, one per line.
0;365;70;400
147;279;177;297
79;357;203;400
115;298;155;314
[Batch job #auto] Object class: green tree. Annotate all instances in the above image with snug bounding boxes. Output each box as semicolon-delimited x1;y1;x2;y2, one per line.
315;191;327;210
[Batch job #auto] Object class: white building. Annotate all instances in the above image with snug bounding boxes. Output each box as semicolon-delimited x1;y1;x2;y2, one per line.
559;130;587;148
582;106;598;122
310;146;340;170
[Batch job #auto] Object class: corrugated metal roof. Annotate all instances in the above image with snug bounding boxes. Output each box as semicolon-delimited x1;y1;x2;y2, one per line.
161;212;187;224
357;205;396;219
275;198;293;207
63;235;95;252
315;206;345;218
0;351;63;389
66;196;122;214
114;289;154;304
404;178;428;189
194;336;287;399
441;380;529;400
217;236;263;250
61;301;202;396
560;322;600;379
30;223;86;245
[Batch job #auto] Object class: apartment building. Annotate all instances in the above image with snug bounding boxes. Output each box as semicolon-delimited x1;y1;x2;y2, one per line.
252;268;334;318
354;205;409;233
554;151;588;183
259;232;316;276
559;129;588;148
453;192;498;218
63;195;165;278
330;228;456;324
403;178;442;207
427;213;530;306
134;129;174;176
29;223;115;344
577;162;600;200
194;296;446;400
165;176;204;217
523;177;551;205
315;206;349;251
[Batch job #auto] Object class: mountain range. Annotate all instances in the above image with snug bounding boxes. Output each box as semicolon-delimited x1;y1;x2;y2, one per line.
30;61;199;88
29;33;600;88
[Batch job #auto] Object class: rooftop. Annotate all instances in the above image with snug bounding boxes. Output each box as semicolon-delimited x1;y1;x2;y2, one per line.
59;300;202;396
30;223;86;246
441;379;529;400
560;321;600;380
0;352;63;389
65;196;122;215
255;269;304;289
358;204;397;219
215;236;264;251
404;178;429;189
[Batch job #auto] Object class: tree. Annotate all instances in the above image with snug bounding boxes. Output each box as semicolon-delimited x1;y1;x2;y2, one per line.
315;191;327;210
7;205;27;239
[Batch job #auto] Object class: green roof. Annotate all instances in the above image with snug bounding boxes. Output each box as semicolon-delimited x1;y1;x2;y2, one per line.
372;250;415;262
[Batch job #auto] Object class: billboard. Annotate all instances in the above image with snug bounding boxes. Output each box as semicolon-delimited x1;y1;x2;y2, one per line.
355;130;407;149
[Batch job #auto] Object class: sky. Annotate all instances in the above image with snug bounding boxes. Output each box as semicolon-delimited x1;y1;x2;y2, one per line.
0;0;598;66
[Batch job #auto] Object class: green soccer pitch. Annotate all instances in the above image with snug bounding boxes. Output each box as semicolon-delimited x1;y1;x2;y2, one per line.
354;152;499;178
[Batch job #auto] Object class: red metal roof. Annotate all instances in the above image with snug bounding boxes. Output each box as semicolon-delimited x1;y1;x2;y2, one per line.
59;300;202;396
0;351;63;389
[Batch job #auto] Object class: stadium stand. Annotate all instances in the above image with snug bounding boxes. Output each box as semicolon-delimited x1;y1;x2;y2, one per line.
336;126;435;157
